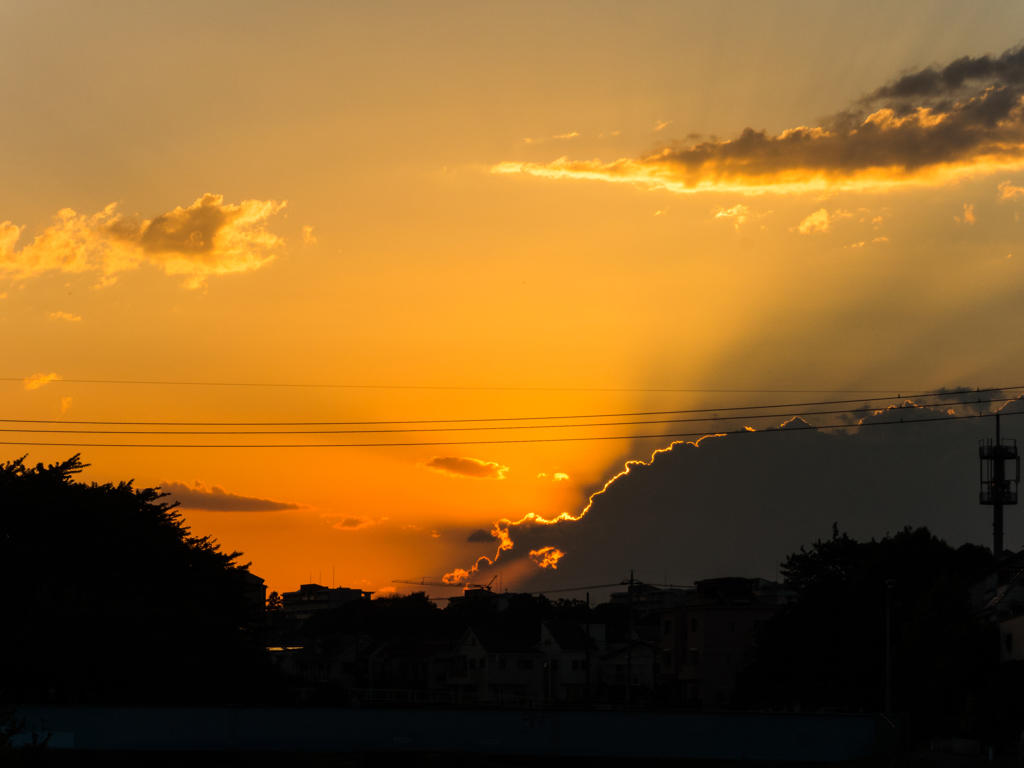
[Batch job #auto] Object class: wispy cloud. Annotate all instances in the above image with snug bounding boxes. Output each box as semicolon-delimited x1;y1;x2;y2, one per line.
302;225;317;245
332;516;378;530
60;396;73;413
161;480;303;512
422;456;508;480
999;180;1024;199
653;120;672;132
494;47;1024;195
0;193;286;289
24;372;60;390
50;311;81;322
794;208;851;234
715;204;750;230
955;203;977;224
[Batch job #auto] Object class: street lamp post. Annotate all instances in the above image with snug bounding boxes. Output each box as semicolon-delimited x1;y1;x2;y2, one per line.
885;579;895;715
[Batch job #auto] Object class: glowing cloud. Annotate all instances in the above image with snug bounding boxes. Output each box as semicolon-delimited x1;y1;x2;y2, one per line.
24;373;60;390
49;311;81;322
999;180;1024;199
60;397;73;413
422;456;508;479
715;204;750;229
529;547;565;569
0;194;286;288
955;203;977;224
302;225;317;245
161;480;303;512
494;47;1024;195
795;208;851;234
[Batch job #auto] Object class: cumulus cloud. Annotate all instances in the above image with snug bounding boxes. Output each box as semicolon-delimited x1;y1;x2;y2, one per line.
0;194;286;289
529;546;565;569
422;456;508;480
24;373;60;390
161;480;303;512
50;311;81;322
445;393;1024;587
494;46;1024;195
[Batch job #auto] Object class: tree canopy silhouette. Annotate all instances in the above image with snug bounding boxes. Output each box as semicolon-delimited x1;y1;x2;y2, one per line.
733;525;1022;741
0;455;280;705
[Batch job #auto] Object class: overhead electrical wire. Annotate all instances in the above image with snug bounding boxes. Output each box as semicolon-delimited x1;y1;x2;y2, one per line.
1;385;1017;427
0;395;1018;436
0;376;917;394
0;408;1019;448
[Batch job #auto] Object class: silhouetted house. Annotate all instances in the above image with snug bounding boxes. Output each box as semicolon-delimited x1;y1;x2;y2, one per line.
600;637;658;698
281;583;373;622
537;620;600;700
242;571;267;611
448;627;545;701
659;577;791;708
609;582;691;614
968;551;1024;661
367;638;457;691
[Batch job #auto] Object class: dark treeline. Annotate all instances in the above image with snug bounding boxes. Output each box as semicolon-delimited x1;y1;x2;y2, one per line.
735;526;1024;743
1;456;281;706
4;455;1023;748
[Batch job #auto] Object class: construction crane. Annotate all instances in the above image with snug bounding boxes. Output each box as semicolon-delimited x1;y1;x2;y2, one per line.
393;575;497;591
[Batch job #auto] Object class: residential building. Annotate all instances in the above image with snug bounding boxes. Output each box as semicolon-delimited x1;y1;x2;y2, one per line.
448;627;545;701
659;577;791;708
281;583;373;622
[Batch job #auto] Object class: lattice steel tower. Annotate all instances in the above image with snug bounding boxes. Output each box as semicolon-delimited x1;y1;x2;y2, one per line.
979;413;1019;558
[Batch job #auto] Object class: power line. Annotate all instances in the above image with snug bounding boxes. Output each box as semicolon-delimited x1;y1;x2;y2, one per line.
0;396;1017;436
0;408;1018;448
0;376;915;393
1;386;1015;427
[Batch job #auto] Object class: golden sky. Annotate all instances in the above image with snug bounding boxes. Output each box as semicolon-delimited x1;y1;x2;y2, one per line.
4;1;1024;598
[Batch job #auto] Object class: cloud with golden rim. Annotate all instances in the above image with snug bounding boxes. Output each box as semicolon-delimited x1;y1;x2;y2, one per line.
161;480;303;512
0;193;286;289
494;46;1024;195
422;456;508;480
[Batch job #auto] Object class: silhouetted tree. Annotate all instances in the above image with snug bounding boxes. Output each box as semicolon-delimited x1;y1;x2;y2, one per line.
734;525;1002;742
0;455;283;705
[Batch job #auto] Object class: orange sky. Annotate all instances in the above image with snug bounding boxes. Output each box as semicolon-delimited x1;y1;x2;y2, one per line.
4;1;1024;599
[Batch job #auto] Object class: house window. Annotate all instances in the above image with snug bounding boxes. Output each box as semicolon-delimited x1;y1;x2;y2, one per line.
690;648;699;664
469;658;476;669
571;660;579;671
499;658;507;670
691;618;698;632
663;650;672;667
516;659;534;670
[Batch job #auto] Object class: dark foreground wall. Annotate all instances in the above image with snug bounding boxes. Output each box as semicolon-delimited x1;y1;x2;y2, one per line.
18;707;896;762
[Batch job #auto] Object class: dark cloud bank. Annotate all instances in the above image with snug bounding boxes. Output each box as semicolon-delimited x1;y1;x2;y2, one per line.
162;480;302;512
462;395;1024;589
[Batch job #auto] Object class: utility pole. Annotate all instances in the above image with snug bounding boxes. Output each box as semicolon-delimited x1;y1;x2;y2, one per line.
885;579;895;715
626;570;634;706
585;591;591;700
980;413;1019;559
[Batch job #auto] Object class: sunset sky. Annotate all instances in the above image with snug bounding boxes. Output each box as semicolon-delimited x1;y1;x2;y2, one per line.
4;1;1024;600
